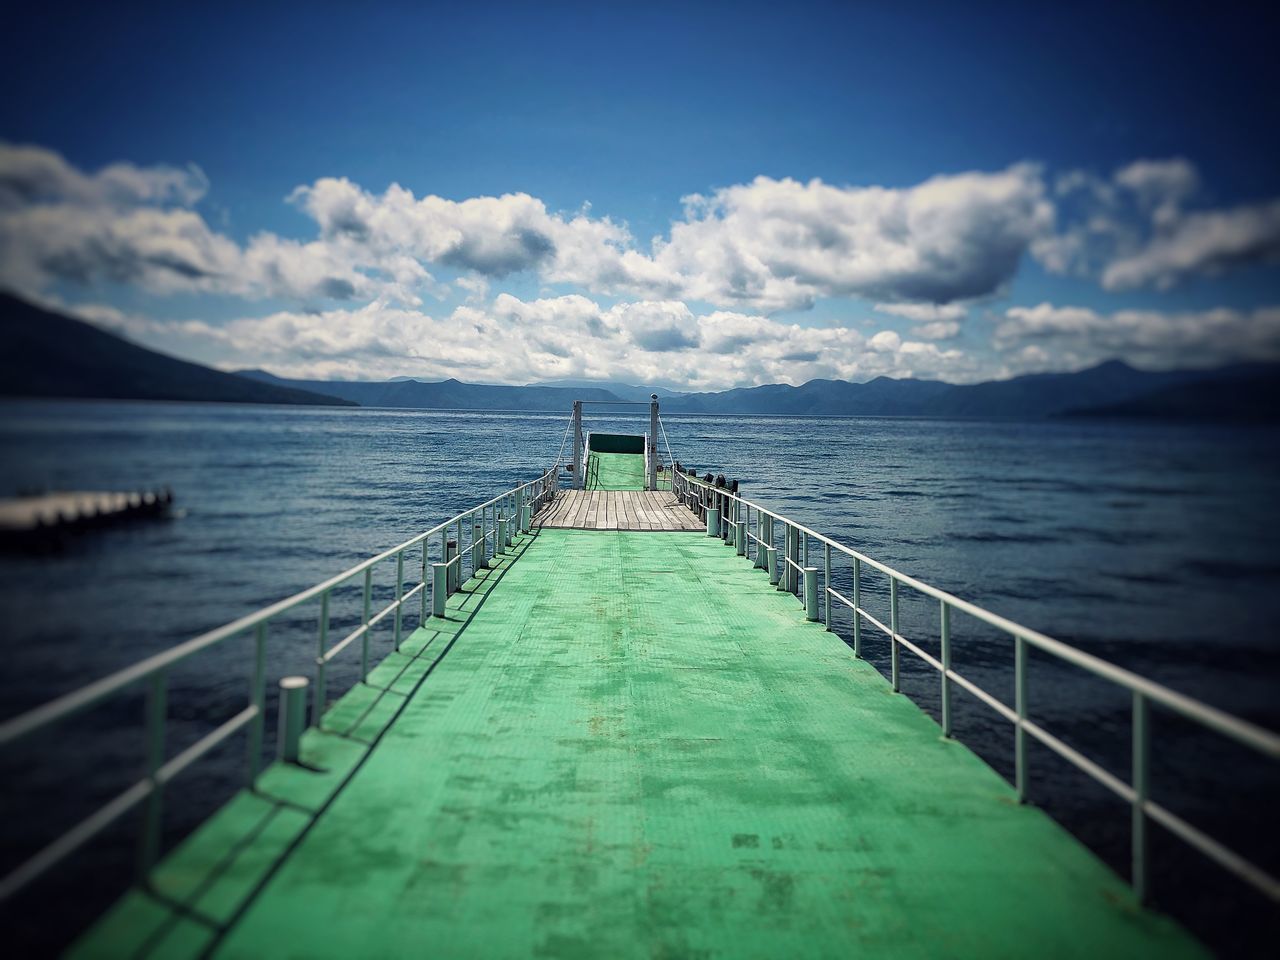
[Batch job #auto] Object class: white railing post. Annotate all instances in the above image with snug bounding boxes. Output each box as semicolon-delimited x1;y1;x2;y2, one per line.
767;546;780;586
432;562;447;618
705;506;719;537
473;520;486;571
446;538;458;593
278;676;308;764
804;567;819;621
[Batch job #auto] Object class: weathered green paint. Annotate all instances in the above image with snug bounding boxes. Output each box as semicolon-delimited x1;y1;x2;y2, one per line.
584;451;646;491
73;529;1202;959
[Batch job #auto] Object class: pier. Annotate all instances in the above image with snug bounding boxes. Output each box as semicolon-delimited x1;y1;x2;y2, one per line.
3;398;1274;957
67;528;1199;958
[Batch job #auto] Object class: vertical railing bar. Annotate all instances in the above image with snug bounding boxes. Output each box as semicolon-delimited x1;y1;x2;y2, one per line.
139;669;167;878
853;556;862;658
1015;633;1028;802
248;623;267;784
890;576;900;692
1132;691;1150;903
420;540;428;624
361;567;372;682
393;552;404;651
824;542;832;629
313;589;329;727
940;600;952;738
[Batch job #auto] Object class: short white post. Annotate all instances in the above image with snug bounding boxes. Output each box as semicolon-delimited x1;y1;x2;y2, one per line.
473;521;486;570
445;539;458;593
804;567;819;621
278;676;308;764
432;562;447;617
736;519;747;557
705;506;720;537
769;547;782;587
496;516;508;555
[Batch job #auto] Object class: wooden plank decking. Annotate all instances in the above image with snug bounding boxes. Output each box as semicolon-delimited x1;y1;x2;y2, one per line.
535;489;703;531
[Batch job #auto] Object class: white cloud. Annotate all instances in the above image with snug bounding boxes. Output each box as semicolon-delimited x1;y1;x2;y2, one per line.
83;293;989;388
995;302;1280;371
873;301;966;322
0;144;405;304
911;320;961;340
1035;157;1280;290
642;168;1052;311
1101;201;1280;290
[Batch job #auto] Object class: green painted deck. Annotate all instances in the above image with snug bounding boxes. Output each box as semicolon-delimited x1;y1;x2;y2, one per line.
585;451;646;490
74;528;1201;959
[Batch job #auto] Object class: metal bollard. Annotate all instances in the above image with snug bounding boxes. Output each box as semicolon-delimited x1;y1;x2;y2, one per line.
706;507;720;537
736;520;747;557
278;676;308;764
767;547;780;586
804;567;819;621
432;562;447;617
496;517;508;555
445;539;458;593
473;521;487;570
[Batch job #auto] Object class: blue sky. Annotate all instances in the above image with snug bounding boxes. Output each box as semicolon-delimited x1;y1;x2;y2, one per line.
2;1;1278;388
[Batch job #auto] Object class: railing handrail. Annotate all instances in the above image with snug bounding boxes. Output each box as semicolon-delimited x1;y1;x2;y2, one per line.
672;468;1279;906
0;466;560;903
0;469;555;748
675;471;1278;759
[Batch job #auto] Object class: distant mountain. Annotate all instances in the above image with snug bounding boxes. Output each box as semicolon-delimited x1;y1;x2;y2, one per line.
0;294;354;406
659;360;1267;419
1064;365;1280;422
242;360;1280;420
529;378;686;401
239;370;623;409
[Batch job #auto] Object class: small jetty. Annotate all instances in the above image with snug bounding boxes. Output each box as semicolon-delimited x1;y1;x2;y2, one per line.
1;398;1274;957
0;489;172;548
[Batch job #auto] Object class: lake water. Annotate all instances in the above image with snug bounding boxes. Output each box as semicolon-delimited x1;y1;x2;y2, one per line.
1;400;1277;954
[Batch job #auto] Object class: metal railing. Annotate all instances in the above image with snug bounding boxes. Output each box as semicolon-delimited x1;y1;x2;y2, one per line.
0;467;558;903
672;469;1280;905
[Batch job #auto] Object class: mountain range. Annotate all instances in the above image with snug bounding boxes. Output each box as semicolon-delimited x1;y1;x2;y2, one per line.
1;291;1275;420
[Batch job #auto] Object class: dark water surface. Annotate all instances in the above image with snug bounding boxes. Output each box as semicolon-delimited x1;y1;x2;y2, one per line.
1;401;1277;954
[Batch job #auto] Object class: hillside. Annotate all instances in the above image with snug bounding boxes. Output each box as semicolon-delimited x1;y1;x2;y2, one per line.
0;294;354;406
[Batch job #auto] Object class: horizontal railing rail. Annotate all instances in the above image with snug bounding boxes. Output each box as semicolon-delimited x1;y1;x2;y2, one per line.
672;469;1280;906
0;467;558;903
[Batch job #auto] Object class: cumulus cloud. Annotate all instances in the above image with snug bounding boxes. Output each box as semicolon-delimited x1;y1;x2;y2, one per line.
995;302;1280;371
644;168;1052;311
82;292;985;388
0;143;399;303
1035;157;1280;290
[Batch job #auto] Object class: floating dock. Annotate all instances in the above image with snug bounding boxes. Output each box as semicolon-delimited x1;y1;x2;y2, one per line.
3;398;1274;957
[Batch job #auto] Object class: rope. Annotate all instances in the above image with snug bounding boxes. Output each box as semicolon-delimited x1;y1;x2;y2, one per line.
552;413;573;470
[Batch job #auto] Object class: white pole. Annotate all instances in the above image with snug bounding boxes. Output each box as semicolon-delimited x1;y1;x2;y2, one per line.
648;395;659;491
572;400;584;490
